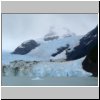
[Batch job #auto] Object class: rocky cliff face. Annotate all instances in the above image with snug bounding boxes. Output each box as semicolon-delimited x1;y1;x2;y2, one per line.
82;44;98;77
66;26;98;77
66;26;98;60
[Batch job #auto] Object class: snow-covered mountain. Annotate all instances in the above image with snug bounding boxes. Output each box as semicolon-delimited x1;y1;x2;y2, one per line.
2;26;98;78
7;25;98;63
27;35;80;61
11;27;81;61
11;26;98;62
3;28;81;64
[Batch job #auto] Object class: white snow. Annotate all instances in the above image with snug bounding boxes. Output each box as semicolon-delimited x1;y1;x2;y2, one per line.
2;51;36;64
18;44;24;48
28;35;80;61
21;40;32;45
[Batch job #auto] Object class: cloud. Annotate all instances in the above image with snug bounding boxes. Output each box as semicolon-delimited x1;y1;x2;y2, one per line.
2;14;98;51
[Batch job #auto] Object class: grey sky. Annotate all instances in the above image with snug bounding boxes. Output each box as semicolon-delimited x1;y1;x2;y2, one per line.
2;14;98;51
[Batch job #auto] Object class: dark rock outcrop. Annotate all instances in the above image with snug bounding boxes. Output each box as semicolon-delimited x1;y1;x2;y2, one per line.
52;44;70;57
44;36;59;41
82;44;98;77
66;25;98;77
66;25;98;60
12;40;39;55
44;27;59;41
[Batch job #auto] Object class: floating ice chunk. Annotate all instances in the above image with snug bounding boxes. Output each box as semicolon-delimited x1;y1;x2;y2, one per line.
31;77;43;80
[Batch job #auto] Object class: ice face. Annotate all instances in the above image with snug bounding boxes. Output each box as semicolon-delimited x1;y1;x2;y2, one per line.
2;57;92;78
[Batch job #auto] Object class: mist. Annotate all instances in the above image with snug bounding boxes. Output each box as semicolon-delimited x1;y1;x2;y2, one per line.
2;14;98;51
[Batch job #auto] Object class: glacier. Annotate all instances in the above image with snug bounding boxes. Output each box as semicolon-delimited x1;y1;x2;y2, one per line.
2;33;92;78
2;57;92;78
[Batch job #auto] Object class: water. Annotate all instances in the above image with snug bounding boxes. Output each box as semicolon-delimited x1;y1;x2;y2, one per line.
2;76;98;86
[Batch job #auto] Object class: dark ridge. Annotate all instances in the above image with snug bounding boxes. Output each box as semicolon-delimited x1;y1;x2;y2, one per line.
12;40;39;55
52;44;70;57
66;25;98;60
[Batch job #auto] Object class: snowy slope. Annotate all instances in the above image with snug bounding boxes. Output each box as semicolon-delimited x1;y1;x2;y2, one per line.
2;34;81;64
27;35;80;61
50;50;67;61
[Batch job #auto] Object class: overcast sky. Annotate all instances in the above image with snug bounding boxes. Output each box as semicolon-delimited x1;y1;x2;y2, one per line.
2;14;98;52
